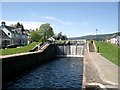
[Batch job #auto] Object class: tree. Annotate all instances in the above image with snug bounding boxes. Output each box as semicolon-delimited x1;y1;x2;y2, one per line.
61;35;67;40
10;24;16;28
57;32;62;40
56;32;67;40
30;23;54;42
39;23;54;42
20;24;25;34
16;22;21;28
46;27;54;38
36;28;38;31
30;31;41;42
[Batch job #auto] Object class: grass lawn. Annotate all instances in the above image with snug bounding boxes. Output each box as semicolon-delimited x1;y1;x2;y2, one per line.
95;41;120;66
0;42;40;56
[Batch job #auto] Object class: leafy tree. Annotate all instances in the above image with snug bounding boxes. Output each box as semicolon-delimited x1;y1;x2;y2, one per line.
16;22;24;30
61;35;67;40
30;23;54;42
57;32;67;40
16;22;21;28
57;32;62;40
46;27;54;38
10;24;16;28
30;31;41;42
20;24;25;33
36;28;38;31
39;23;54;41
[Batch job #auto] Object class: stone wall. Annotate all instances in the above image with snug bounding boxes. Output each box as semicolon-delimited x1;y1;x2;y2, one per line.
2;44;55;81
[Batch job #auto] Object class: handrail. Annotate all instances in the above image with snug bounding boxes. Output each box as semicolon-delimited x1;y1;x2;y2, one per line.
29;42;44;52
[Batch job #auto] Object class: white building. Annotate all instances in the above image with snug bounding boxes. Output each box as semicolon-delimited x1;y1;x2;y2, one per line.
107;34;120;46
0;22;28;48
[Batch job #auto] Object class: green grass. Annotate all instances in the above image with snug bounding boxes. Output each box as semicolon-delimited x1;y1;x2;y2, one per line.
95;41;120;66
0;42;40;55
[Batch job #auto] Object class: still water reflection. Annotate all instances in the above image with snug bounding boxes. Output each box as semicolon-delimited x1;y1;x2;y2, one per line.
3;57;83;89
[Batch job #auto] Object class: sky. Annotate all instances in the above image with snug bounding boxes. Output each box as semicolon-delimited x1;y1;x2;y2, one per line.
1;2;118;37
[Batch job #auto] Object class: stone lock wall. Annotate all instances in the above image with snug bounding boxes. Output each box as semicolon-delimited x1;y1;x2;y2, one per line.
2;44;56;81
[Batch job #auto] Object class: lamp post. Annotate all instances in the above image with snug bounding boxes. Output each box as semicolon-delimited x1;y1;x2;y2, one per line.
96;29;98;40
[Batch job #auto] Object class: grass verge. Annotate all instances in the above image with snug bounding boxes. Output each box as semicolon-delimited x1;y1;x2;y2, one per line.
0;42;40;56
95;41;120;66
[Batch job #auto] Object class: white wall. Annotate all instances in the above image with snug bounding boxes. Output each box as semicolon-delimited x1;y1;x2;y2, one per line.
117;36;120;45
110;38;117;44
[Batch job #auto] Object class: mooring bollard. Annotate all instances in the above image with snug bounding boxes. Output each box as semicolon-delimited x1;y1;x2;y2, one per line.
97;47;99;53
91;40;93;44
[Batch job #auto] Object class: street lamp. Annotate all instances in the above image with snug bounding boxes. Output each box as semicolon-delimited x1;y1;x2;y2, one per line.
96;29;98;40
96;29;98;35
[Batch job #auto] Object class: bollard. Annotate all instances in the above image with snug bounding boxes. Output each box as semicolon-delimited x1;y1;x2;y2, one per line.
91;40;93;44
97;47;99;53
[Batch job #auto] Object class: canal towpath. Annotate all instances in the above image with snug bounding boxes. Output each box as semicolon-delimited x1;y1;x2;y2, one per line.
85;47;119;89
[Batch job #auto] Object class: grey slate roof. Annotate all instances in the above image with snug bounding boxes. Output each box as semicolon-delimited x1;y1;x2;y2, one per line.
4;26;15;33
0;29;11;39
0;24;29;37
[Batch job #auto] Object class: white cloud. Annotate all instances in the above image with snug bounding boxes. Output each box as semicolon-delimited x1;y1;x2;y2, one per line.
43;16;73;25
30;13;73;25
20;22;43;30
0;20;44;30
44;16;56;20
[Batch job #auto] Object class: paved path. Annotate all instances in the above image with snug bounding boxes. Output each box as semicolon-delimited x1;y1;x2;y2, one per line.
85;50;120;89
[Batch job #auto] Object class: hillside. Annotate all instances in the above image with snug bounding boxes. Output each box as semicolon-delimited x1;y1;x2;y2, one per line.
69;32;120;40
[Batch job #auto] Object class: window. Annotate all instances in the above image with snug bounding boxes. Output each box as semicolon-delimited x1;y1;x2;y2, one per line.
8;33;10;35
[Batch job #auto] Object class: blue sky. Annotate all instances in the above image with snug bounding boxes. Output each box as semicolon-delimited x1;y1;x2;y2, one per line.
1;2;118;37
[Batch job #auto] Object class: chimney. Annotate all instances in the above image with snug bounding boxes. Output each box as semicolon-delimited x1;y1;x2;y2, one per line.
1;21;6;26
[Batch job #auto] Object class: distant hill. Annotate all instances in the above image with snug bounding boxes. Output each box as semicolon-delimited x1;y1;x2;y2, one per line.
68;32;120;40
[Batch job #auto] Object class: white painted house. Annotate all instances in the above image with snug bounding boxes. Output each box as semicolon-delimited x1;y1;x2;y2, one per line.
0;22;28;48
107;34;120;46
0;29;11;48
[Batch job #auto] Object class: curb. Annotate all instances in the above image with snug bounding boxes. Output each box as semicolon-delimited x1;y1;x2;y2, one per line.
82;49;86;90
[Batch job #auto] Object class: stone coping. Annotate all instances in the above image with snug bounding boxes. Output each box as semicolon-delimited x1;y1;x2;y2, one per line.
0;44;50;59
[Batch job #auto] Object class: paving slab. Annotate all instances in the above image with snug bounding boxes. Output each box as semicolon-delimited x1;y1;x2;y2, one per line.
85;50;120;89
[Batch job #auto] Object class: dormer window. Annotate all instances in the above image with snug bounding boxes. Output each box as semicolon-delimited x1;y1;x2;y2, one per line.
8;33;10;35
